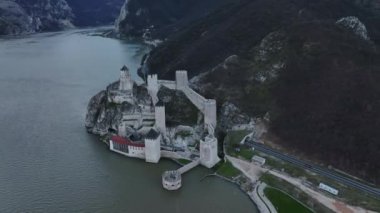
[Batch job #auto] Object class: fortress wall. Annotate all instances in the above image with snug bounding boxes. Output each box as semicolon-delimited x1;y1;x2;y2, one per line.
155;105;166;134
122;114;142;120
150;70;217;129
158;80;176;90
204;100;217;127
147;74;159;104
182;87;207;110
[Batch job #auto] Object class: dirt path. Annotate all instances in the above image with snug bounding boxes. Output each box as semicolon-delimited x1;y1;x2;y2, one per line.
268;171;376;213
226;155;375;213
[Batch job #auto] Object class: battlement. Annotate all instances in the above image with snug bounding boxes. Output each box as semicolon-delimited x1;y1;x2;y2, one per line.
176;70;189;90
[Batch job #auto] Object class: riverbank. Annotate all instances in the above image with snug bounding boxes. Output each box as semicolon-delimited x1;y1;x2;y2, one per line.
0;29;257;213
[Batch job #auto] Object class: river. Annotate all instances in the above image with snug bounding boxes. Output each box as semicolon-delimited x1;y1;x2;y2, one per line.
0;28;257;213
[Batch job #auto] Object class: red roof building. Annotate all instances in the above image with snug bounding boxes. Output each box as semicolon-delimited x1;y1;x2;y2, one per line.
111;136;145;148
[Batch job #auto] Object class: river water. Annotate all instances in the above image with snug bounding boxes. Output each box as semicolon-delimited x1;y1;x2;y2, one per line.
0;28;257;213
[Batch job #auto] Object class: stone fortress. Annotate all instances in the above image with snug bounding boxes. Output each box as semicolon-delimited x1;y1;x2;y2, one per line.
108;65;220;190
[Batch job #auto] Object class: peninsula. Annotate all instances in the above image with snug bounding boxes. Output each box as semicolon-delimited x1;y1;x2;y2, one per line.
86;65;220;190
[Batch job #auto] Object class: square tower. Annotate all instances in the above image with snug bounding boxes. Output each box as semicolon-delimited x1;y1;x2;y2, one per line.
145;129;161;163
176;70;189;91
155;100;166;135
119;65;134;91
200;135;220;168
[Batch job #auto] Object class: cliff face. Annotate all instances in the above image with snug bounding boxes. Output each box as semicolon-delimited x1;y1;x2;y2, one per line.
114;0;233;38
65;0;124;26
0;0;74;35
122;0;380;183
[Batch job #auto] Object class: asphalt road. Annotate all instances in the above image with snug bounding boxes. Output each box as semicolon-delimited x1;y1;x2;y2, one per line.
247;141;380;198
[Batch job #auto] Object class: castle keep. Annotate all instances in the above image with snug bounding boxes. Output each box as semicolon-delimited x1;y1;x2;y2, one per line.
108;65;220;190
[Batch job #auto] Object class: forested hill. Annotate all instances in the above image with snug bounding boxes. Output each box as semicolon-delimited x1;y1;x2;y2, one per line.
114;0;235;38
120;0;380;184
0;0;125;35
65;0;124;26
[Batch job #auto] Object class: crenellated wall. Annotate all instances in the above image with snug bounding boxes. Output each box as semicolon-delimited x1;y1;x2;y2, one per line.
148;70;217;129
147;70;220;168
155;105;166;134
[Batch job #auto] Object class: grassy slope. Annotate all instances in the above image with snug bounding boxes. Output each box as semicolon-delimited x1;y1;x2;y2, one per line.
264;187;313;213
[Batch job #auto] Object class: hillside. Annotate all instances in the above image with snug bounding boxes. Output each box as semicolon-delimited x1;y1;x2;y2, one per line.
0;0;124;35
132;0;380;183
0;0;74;35
115;0;234;38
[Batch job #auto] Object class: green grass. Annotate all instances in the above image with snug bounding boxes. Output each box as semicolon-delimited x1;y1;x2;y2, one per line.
264;187;313;213
239;148;255;160
216;161;241;179
225;130;250;146
224;130;252;159
260;173;333;213
260;154;380;211
178;159;192;165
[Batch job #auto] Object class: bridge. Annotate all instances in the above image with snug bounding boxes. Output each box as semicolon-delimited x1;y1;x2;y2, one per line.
177;159;201;174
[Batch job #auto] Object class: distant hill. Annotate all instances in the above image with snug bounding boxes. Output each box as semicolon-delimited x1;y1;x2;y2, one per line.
0;0;124;35
0;0;74;35
114;0;234;38
120;0;380;184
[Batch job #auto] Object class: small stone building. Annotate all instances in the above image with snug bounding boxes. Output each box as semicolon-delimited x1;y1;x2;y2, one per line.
251;155;266;166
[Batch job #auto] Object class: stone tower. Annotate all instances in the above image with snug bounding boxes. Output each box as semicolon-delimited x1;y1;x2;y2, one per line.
155;100;166;135
176;70;189;90
147;74;159;104
118;122;127;137
145;129;161;163
204;99;217;128
119;65;133;91
200;125;220;168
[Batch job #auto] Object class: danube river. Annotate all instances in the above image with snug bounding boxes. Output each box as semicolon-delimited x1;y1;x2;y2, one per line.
0;28;257;213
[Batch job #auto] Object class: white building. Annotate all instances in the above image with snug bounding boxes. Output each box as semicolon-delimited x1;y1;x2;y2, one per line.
252;155;266;166
109;135;145;159
319;183;339;196
110;128;162;163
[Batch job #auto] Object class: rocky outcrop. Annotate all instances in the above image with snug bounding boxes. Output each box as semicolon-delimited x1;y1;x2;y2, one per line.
0;0;74;35
86;81;203;140
85;90;107;132
218;102;251;132
85;81;154;136
336;16;370;40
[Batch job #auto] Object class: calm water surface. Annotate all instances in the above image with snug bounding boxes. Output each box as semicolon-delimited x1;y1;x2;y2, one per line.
0;28;257;213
